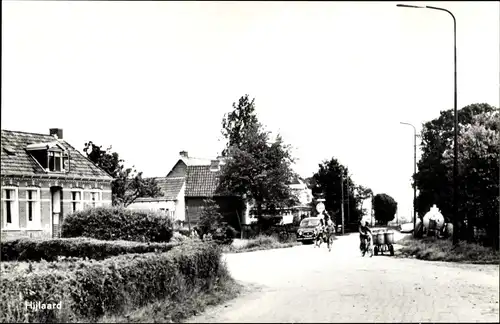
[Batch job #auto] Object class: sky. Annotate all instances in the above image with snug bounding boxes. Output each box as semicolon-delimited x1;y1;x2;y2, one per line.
2;1;499;220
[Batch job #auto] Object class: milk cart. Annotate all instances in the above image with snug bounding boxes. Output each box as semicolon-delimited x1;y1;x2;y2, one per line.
372;230;395;256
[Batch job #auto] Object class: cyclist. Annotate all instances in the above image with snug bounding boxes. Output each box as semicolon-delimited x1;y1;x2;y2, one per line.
359;221;373;252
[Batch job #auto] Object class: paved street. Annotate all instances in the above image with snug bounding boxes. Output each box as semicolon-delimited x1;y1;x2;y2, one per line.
188;233;499;323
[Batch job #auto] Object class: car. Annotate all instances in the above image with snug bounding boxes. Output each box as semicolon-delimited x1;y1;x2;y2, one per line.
296;217;323;244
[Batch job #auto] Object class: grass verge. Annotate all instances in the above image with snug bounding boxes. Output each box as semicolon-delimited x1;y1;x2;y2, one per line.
99;259;242;323
222;235;300;253
396;236;500;264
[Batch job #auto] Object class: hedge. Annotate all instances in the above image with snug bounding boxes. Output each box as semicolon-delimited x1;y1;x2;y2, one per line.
0;241;223;322
1;237;179;262
61;207;174;242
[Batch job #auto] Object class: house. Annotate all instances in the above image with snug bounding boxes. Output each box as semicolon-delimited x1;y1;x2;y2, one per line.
243;174;313;222
1;128;113;239
127;151;214;223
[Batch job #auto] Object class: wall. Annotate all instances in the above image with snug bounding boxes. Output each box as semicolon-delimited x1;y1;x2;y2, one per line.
174;182;186;222
1;176;112;239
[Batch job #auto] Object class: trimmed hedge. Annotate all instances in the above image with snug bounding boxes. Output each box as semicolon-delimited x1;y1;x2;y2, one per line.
0;241;224;322
61;207;174;242
1;237;179;262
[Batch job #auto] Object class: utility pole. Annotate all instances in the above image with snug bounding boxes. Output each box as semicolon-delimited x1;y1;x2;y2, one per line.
340;174;345;235
346;180;350;224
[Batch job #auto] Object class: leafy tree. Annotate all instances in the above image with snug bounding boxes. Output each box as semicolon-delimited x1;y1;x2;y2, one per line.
221;94;259;156
414;103;498;246
217;95;298;220
442;110;499;247
309;158;371;226
84;141;163;207
415;103;496;217
373;193;398;225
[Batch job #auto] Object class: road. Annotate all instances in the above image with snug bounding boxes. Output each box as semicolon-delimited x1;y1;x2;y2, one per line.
188;233;499;323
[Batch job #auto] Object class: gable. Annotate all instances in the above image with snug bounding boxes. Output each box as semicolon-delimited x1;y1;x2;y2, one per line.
166;160;188;178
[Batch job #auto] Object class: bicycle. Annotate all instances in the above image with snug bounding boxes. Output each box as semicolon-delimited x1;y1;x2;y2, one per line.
325;226;335;252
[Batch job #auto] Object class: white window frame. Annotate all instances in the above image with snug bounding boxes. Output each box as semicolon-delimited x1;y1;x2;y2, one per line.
88;189;103;208
47;149;69;173
70;189;84;213
2;187;19;230
25;188;41;229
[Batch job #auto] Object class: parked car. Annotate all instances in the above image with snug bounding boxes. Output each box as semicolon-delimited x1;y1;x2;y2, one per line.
296;217;323;244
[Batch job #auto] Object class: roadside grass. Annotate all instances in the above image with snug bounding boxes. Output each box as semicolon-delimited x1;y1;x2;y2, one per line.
396;236;500;264
223;235;300;253
99;259;242;323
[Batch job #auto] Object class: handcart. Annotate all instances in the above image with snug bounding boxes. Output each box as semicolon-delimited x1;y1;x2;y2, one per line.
372;230;395;256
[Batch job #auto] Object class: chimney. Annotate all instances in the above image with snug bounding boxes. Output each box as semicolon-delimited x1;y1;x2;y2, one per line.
209;159;220;172
179;151;188;158
50;128;63;139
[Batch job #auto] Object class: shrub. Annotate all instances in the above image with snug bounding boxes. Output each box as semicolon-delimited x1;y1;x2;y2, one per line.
1;237;179;262
0;241;224;322
61;207;174;242
398;236;500;264
198;199;236;245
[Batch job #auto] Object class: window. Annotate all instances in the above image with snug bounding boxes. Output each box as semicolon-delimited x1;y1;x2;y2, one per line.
26;189;40;228
70;190;83;212
49;151;62;171
2;188;18;229
89;190;102;208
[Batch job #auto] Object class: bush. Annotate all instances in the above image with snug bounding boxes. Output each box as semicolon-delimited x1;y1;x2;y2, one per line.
198;199;236;245
1;237;179;262
223;234;300;253
0;241;224;322
61;207;174;242
398;236;500;264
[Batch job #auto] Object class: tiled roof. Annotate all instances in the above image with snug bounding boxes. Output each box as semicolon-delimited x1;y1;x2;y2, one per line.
182;157;214;166
1;130;113;181
185;165;222;197
135;176;185;202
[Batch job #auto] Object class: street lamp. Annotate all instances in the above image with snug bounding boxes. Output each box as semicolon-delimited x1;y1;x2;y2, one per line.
397;4;459;245
400;122;417;235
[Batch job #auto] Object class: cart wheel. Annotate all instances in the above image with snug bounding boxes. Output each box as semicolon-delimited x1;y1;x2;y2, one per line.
389;244;394;256
374;246;378;256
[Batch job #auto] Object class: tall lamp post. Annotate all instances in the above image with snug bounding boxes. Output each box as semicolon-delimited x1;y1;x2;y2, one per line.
397;4;458;245
400;122;417;235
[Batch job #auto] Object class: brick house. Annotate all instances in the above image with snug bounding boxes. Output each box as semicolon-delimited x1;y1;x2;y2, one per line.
1;128;113;239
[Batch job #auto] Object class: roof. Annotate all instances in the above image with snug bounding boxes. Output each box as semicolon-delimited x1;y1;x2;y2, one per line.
185;165;223;197
135;176;185;202
289;174;302;185
181;157;214;166
1;130;113;181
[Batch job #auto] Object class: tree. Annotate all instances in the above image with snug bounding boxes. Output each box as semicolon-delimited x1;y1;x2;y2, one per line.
83;141;163;207
309;157;371;226
414;103;498;246
221;94;259;156
442;110;499;247
373;193;397;225
216;95;298;220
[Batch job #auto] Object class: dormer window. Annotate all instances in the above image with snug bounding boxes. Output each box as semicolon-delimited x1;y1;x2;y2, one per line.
26;142;69;173
48;151;68;172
